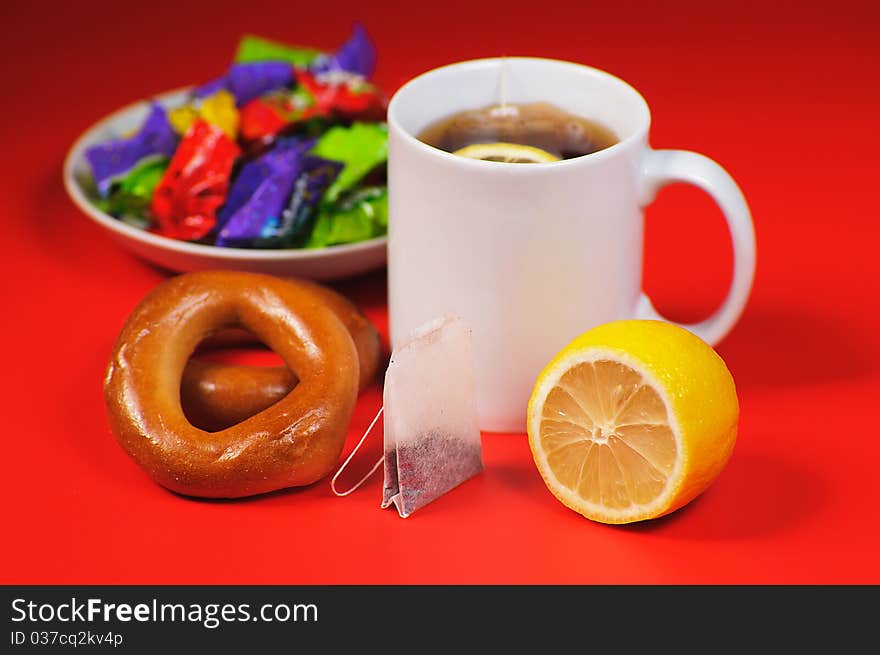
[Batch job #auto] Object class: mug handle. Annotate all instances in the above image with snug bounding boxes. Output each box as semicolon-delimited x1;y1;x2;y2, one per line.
637;149;756;345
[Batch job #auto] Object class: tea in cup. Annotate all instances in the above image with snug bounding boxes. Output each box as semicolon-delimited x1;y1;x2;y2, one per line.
418;101;618;161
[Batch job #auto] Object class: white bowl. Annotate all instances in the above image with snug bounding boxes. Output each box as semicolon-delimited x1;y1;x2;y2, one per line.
63;88;388;281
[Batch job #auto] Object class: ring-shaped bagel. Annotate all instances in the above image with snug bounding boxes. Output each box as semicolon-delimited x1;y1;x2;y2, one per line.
179;279;382;432
103;271;359;498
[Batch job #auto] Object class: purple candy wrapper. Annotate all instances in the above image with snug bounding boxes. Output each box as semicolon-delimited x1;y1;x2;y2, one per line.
85;103;178;197
215;137;315;246
310;23;376;79
258;155;343;245
195;61;294;107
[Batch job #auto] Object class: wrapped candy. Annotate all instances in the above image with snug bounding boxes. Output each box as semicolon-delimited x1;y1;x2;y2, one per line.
239;96;290;142
238;75;385;144
226;62;293;105
234;34;319;67
96;157;168;229
332;315;483;518
214;137;316;246
253;155;343;248
300;122;389;247
194;61;294;106
150;120;240;241
310;23;376;78
85;102;177;197
217;140;305;228
238;85;323;143
296;70;386;123
217;137;315;219
310;122;388;203
167;90;239;139
306;187;387;248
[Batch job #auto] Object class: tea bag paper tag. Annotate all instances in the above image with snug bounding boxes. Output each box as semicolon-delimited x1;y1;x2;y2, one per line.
381;314;483;518
331;314;483;518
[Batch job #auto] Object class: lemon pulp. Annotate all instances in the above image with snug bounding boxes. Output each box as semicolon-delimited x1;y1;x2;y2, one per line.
539;359;677;510
452;142;560;163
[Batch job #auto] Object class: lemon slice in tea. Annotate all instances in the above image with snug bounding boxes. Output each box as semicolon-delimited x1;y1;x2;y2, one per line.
527;320;739;524
452;142;560;163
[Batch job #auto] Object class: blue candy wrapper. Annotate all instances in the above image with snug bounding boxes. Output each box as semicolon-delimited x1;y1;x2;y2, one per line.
85;103;178;197
215;137;316;246
195;61;294;107
310;23;376;79
256;155;344;247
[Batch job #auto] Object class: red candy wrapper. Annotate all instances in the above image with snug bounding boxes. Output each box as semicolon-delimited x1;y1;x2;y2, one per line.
150;120;241;240
239;97;291;142
298;70;386;121
239;70;386;142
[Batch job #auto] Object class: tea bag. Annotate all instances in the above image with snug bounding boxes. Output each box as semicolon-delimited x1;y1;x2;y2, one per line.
332;314;483;517
381;314;484;517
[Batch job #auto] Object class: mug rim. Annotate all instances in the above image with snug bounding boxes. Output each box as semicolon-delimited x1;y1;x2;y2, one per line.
387;56;652;171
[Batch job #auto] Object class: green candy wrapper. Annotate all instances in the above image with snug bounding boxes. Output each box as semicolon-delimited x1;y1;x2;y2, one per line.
234;35;320;68
96;157;168;229
309;122;388;203
306;186;387;248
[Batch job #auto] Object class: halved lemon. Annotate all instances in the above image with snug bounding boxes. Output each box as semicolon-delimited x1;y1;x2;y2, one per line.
527;320;738;524
452;142;560;163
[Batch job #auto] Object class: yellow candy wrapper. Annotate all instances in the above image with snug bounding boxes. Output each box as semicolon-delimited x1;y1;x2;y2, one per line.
168;90;239;139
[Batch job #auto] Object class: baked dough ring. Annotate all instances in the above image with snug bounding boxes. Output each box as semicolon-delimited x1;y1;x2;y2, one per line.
103;271;359;498
180;280;381;432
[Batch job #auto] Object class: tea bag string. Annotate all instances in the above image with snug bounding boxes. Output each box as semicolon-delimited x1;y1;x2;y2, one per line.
330;407;385;497
500;55;508;112
491;56;517;118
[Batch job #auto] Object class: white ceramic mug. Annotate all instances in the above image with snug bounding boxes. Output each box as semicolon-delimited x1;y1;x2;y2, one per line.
387;57;755;433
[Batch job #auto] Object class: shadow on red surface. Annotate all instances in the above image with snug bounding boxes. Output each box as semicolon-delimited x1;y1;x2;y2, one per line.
613;449;827;541
722;305;875;389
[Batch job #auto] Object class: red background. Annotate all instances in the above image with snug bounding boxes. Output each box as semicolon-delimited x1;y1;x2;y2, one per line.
3;0;879;584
